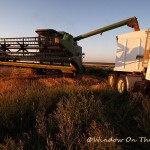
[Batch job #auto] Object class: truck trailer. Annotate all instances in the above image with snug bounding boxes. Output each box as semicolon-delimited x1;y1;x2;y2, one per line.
108;29;150;94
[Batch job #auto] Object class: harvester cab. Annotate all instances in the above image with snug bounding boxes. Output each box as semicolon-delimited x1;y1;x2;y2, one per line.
35;29;62;48
35;29;84;74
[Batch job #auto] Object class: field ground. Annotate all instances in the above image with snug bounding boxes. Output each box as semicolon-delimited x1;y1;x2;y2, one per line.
0;65;150;150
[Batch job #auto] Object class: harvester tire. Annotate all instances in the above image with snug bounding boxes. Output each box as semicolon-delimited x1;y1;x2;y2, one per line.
108;73;118;88
116;75;127;94
33;68;44;75
76;65;85;74
81;65;85;74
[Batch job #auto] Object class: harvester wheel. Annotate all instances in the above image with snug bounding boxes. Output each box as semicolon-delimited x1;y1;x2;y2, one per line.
63;72;77;78
108;73;118;88
32;68;44;75
116;76;127;94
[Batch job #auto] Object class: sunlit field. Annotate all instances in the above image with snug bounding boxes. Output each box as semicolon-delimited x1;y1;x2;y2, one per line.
0;66;150;150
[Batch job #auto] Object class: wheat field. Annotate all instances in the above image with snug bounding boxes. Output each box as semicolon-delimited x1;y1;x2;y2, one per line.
0;66;150;150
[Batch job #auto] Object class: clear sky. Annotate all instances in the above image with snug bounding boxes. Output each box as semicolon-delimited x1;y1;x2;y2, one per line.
0;0;149;62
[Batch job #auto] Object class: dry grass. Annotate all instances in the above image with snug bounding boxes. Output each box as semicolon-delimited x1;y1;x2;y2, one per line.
0;66;150;150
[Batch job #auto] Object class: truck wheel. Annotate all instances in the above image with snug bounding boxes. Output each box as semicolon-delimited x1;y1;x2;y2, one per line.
116;76;127;94
108;73;118;88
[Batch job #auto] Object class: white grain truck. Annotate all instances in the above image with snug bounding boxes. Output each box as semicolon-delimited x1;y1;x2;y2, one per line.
108;29;150;94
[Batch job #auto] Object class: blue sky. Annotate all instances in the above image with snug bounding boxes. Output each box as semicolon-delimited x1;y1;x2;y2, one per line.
0;0;149;62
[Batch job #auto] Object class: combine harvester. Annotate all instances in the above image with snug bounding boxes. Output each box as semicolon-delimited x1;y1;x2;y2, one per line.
0;17;139;77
